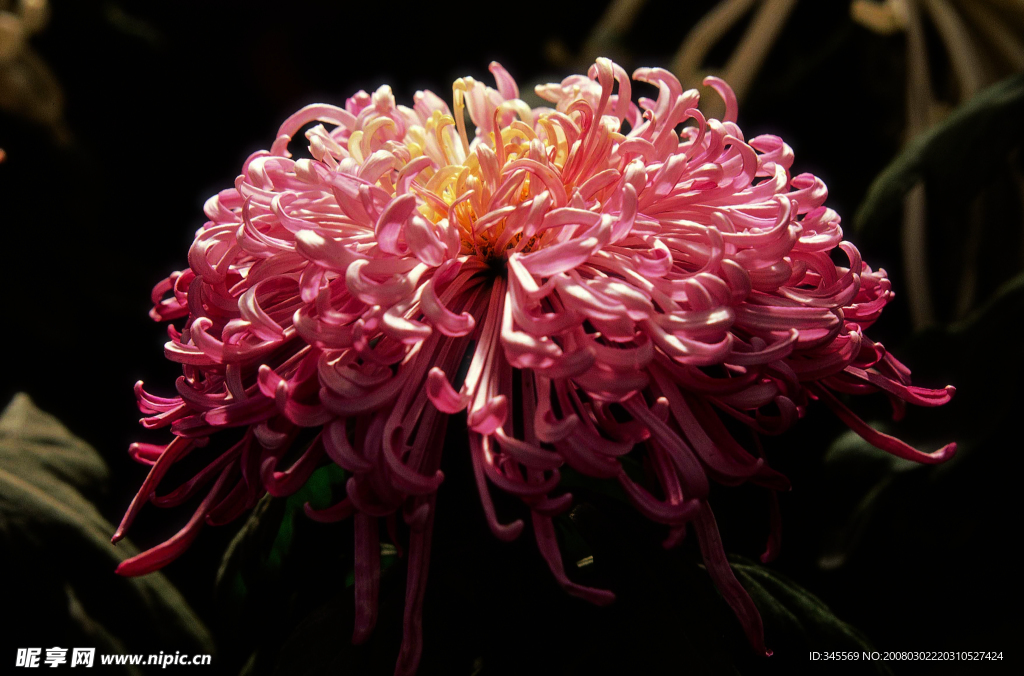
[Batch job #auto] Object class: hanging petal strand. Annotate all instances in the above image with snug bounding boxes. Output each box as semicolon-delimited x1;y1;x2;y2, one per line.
532;512;616;606
116;466;234;576
693;503;771;657
809;384;956;464
352;512;381;645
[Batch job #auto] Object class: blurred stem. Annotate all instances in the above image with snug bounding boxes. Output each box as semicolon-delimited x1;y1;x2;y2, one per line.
671;0;758;89
954;195;984;319
982;0;1024;33
922;0;985;100
579;0;649;64
1014;161;1024;269
850;0;908;35
903;0;936;329
955;0;1024;71
20;0;50;35
720;0;799;104
903;185;935;328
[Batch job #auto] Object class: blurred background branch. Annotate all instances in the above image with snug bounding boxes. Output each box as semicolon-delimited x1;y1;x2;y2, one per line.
0;0;67;144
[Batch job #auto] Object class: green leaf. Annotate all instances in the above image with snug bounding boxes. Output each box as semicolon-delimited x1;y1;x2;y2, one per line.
215;493;288;610
0;394;214;661
854;72;1024;240
816;419;949;571
731;557;893;674
216;463;348;610
214;462;357;674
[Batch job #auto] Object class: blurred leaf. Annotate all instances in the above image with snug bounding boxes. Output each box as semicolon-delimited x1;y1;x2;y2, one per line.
855;72;1024;240
948;267;1024;340
731;558;892;674
215;463;355;675
0;393;213;666
892;266;1024;444
824;427;921;475
563;499;888;673
215;493;288;610
808;274;1024;573
808;273;1024;575
815;427;914;571
216;463;347;610
0;391;108;494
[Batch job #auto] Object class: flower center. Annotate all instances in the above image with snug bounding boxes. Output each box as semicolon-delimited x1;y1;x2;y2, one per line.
407;78;615;266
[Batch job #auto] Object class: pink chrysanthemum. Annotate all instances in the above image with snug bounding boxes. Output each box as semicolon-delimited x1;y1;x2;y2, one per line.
115;58;955;673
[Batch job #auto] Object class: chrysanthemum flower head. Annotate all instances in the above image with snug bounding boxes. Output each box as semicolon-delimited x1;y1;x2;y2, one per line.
116;57;954;674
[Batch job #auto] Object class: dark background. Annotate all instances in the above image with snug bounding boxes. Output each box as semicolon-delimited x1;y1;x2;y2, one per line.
1;1;1019;674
